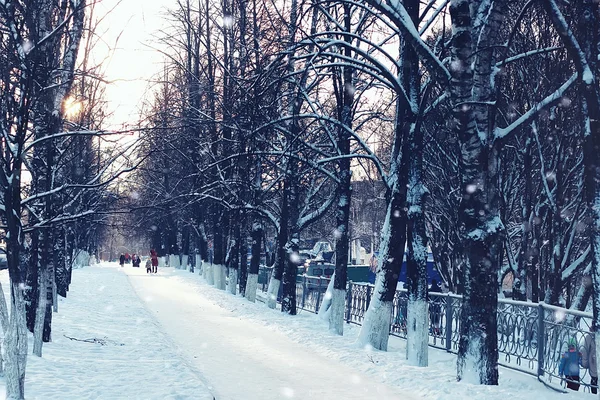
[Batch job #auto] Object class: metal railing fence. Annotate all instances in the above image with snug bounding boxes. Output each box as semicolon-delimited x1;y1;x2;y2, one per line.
291;275;596;393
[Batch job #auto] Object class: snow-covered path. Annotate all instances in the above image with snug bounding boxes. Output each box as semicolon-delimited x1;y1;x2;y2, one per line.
125;266;413;400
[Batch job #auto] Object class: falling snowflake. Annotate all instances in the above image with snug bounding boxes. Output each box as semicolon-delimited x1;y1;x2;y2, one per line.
324;291;332;300
333;229;342;239
345;82;355;97
393;210;401;218
22;40;33;54
554;309;566;323
559;97;572;108
280;387;295;398
466;184;478;194
130;191;140;200
222;14;233;28
289;252;301;264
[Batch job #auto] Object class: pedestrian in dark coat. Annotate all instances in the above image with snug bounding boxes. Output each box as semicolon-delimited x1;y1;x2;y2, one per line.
119;254;125;267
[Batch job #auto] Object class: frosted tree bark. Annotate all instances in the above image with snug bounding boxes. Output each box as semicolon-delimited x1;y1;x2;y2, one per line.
402;0;429;367
450;0;506;385
5;283;29;400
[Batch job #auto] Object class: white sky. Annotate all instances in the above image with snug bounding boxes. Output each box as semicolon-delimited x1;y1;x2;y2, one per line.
93;0;175;129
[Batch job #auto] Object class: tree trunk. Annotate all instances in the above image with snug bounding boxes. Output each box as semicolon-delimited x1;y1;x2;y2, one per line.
451;0;505;385
403;0;429;367
213;212;226;290
246;222;263;302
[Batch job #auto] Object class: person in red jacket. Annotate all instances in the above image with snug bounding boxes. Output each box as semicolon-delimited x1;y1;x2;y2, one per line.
150;249;158;273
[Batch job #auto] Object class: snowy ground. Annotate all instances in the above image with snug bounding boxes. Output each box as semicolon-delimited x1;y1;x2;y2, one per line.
0;262;594;399
0;265;213;400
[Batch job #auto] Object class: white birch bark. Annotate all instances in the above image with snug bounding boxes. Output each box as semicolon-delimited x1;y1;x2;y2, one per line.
181;254;189;271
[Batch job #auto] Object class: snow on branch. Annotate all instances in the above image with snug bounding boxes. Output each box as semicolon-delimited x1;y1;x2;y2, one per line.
361;0;451;84
495;73;577;140
543;0;595;85
561;246;591;281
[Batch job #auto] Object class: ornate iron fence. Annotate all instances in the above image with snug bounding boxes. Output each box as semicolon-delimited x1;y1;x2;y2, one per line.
293;276;596;393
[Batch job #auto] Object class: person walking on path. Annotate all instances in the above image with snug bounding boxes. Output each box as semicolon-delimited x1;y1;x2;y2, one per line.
119;254;125;267
150;249;159;274
132;254;141;268
581;331;598;394
559;338;581;391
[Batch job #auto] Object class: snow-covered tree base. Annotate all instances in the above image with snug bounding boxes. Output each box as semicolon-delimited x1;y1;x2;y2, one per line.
406;299;429;367
158;257;166;268
73;250;91;269
245;274;258;302
195;255;202;274
458;336;483;384
181;255;189;271
266;277;280;309
213;264;226;290
205;263;213;285
357;298;392;351
328;288;346;335
169;254;180;269
228;269;238;295
318;274;335;320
